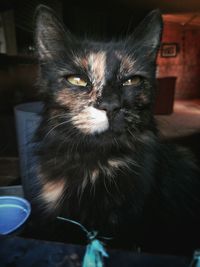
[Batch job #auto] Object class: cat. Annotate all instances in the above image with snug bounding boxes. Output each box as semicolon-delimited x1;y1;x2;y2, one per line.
27;5;200;255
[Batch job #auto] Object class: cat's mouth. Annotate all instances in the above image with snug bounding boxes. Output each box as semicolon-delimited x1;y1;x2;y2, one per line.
71;106;109;135
71;106;126;136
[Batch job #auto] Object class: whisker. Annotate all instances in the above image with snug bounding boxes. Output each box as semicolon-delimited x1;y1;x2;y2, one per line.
43;119;73;141
47;114;70;122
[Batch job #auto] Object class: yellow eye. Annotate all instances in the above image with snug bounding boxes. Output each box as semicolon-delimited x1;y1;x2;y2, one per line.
67;76;87;87
123;76;142;86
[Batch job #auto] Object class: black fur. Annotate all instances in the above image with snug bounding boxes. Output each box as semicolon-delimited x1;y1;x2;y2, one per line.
27;5;200;255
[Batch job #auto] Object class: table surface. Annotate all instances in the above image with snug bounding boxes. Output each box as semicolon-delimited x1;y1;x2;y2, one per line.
0;236;191;267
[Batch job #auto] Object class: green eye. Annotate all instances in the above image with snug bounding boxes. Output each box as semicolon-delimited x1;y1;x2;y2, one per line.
67;76;88;87
123;76;142;86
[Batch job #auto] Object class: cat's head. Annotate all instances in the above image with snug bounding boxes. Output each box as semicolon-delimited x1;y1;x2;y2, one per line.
35;5;162;144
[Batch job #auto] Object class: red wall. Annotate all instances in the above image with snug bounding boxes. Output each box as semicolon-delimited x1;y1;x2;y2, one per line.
157;21;200;99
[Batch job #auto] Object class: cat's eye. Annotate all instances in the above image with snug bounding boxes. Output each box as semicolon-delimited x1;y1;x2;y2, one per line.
67;76;88;87
122;76;142;86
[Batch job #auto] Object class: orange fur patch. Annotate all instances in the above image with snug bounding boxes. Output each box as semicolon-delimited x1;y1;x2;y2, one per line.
115;51;136;74
55;88;88;111
41;179;66;207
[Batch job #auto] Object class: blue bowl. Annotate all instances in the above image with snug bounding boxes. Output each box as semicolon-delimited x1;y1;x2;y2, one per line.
0;196;31;235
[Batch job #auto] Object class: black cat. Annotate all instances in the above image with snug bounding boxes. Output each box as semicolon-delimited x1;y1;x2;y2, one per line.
27;5;200;255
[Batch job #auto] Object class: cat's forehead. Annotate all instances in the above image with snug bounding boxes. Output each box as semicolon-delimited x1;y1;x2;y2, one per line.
74;41;136;77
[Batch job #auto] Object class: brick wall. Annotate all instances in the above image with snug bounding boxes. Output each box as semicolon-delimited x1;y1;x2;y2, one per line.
157;21;200;99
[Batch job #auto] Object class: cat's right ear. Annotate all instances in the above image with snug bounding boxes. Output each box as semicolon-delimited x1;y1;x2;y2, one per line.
127;10;163;61
34;5;74;60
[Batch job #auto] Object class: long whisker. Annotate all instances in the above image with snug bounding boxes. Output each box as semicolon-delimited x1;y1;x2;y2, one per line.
43;119;74;141
127;128;137;141
47;114;70;122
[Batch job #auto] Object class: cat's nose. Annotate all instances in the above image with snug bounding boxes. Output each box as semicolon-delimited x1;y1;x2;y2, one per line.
97;99;121;113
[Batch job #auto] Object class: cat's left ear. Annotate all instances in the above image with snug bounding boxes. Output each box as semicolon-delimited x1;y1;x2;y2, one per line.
34;5;75;60
129;9;163;60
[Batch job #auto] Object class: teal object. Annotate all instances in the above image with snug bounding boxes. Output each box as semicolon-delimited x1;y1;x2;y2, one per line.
83;237;108;267
57;217;109;267
189;250;200;267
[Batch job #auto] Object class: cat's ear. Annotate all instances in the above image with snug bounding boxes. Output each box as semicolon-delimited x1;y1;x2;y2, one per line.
34;5;74;60
129;9;163;60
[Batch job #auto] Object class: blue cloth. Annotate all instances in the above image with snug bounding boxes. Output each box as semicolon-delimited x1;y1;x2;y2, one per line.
83;239;108;267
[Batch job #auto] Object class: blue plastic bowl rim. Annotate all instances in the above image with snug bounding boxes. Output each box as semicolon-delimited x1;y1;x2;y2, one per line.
0;196;31;235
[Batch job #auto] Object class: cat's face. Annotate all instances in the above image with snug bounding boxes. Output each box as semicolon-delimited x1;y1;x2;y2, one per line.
35;6;162;142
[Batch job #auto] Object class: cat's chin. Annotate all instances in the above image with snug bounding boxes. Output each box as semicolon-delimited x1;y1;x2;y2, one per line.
72;107;109;135
89;126;127;148
87;111;127;144
72;106;128;137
